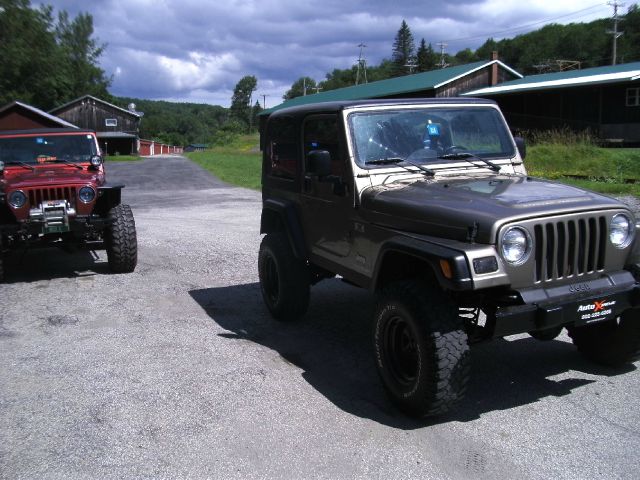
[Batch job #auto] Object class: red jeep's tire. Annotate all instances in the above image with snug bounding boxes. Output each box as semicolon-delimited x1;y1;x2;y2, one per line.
373;281;470;418
105;204;137;273
568;309;640;367
258;232;310;321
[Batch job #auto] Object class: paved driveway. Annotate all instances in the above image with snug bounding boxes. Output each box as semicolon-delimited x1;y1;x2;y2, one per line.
1;156;638;479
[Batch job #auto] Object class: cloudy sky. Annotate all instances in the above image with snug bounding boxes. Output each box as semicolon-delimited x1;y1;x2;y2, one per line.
38;0;617;108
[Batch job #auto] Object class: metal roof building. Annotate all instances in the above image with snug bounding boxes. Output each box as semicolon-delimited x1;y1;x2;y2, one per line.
264;58;522;115
0;101;78;130
464;61;640;143
50;95;143;155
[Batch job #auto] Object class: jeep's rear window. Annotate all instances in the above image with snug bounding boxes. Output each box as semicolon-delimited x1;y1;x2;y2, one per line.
0;133;98;165
347;107;515;168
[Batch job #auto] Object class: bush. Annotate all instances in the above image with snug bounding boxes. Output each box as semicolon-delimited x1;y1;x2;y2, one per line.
517;127;596;146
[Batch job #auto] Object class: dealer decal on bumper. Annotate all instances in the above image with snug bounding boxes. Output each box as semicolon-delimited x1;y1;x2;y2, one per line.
577;300;616;323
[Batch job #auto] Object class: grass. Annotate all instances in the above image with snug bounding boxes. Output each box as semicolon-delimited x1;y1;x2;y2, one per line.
185;134;262;190
527;143;640;196
181;131;639;197
105;154;142;162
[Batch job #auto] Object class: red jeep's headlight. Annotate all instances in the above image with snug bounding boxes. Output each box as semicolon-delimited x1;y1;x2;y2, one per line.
9;190;27;208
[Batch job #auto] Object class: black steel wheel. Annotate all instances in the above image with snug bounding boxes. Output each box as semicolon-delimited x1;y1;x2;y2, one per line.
568;310;640;366
105;204;138;273
258;232;310;321
373;280;470;417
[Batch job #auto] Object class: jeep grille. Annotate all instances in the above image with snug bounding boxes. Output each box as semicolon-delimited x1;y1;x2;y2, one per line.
27;187;77;207
533;216;607;283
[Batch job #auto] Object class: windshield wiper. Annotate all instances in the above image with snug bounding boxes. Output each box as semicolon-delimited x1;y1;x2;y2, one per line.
438;152;501;172
56;157;83;169
365;157;434;176
4;160;35;171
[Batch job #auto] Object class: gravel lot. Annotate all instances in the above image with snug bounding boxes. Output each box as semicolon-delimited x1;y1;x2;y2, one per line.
1;156;639;480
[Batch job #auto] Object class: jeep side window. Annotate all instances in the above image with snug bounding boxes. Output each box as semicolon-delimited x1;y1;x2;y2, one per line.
303;115;344;177
266;116;297;180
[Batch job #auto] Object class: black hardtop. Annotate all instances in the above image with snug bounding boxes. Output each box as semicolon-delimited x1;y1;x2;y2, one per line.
265;97;497;122
0;128;95;137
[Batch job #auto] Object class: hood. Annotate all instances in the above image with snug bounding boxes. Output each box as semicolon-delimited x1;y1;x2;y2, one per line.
360;175;626;244
1;164;104;190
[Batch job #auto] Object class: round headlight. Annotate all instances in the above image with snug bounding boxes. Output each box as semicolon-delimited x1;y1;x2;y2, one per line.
610;213;633;248
500;226;531;265
90;155;103;167
78;186;96;203
8;190;27;208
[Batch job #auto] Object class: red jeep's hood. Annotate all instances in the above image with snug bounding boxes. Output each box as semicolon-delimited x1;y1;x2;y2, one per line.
2;165;105;189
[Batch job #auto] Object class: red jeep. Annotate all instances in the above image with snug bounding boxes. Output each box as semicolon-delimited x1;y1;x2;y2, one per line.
0;128;137;280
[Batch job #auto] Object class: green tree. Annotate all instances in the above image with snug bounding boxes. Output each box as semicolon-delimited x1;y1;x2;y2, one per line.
416;39;437;72
230;75;257;128
0;0;110;109
391;20;415;76
55;10;111;100
283;76;317;100
453;48;478;65
0;0;64;109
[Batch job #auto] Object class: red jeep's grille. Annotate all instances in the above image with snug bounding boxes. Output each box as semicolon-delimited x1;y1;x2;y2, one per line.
27;186;77;207
533;216;607;283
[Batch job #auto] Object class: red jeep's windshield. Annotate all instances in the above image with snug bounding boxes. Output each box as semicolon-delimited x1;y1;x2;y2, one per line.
0;133;98;165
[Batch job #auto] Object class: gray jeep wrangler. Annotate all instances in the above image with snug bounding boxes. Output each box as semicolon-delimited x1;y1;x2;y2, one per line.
258;98;640;417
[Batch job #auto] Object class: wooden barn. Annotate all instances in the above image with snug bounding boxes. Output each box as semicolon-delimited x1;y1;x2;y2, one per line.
263;53;522;115
464;61;640;144
50;95;142;155
0;101;78;130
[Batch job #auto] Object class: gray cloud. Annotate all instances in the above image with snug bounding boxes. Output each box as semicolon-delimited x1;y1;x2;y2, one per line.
38;0;613;107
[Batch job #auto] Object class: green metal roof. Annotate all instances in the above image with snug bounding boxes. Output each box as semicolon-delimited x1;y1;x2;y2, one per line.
464;61;640;96
264;60;521;114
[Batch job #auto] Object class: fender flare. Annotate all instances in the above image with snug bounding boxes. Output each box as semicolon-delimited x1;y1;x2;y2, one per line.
96;184;124;215
372;236;473;292
260;198;307;260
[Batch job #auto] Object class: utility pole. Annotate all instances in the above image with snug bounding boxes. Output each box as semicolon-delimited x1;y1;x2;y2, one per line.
607;1;625;65
262;94;267;109
404;59;417;74
356;43;368;85
436;42;449;69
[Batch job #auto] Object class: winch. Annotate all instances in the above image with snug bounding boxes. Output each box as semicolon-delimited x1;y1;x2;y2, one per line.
29;200;76;234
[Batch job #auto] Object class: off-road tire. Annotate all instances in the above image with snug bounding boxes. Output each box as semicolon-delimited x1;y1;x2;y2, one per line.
567;310;640;366
105;204;137;273
258;232;310;321
373;280;470;417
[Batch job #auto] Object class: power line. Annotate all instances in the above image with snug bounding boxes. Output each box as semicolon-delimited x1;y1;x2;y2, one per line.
439;3;608;45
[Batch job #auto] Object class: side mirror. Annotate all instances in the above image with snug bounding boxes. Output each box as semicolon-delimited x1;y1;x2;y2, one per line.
306;150;331;177
514;137;526;160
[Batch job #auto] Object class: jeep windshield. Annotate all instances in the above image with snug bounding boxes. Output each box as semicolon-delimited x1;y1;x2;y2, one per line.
348;106;515;169
0;133;99;166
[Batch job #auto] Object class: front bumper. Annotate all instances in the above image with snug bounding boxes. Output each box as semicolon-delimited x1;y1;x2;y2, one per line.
0;215;110;236
492;271;640;337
